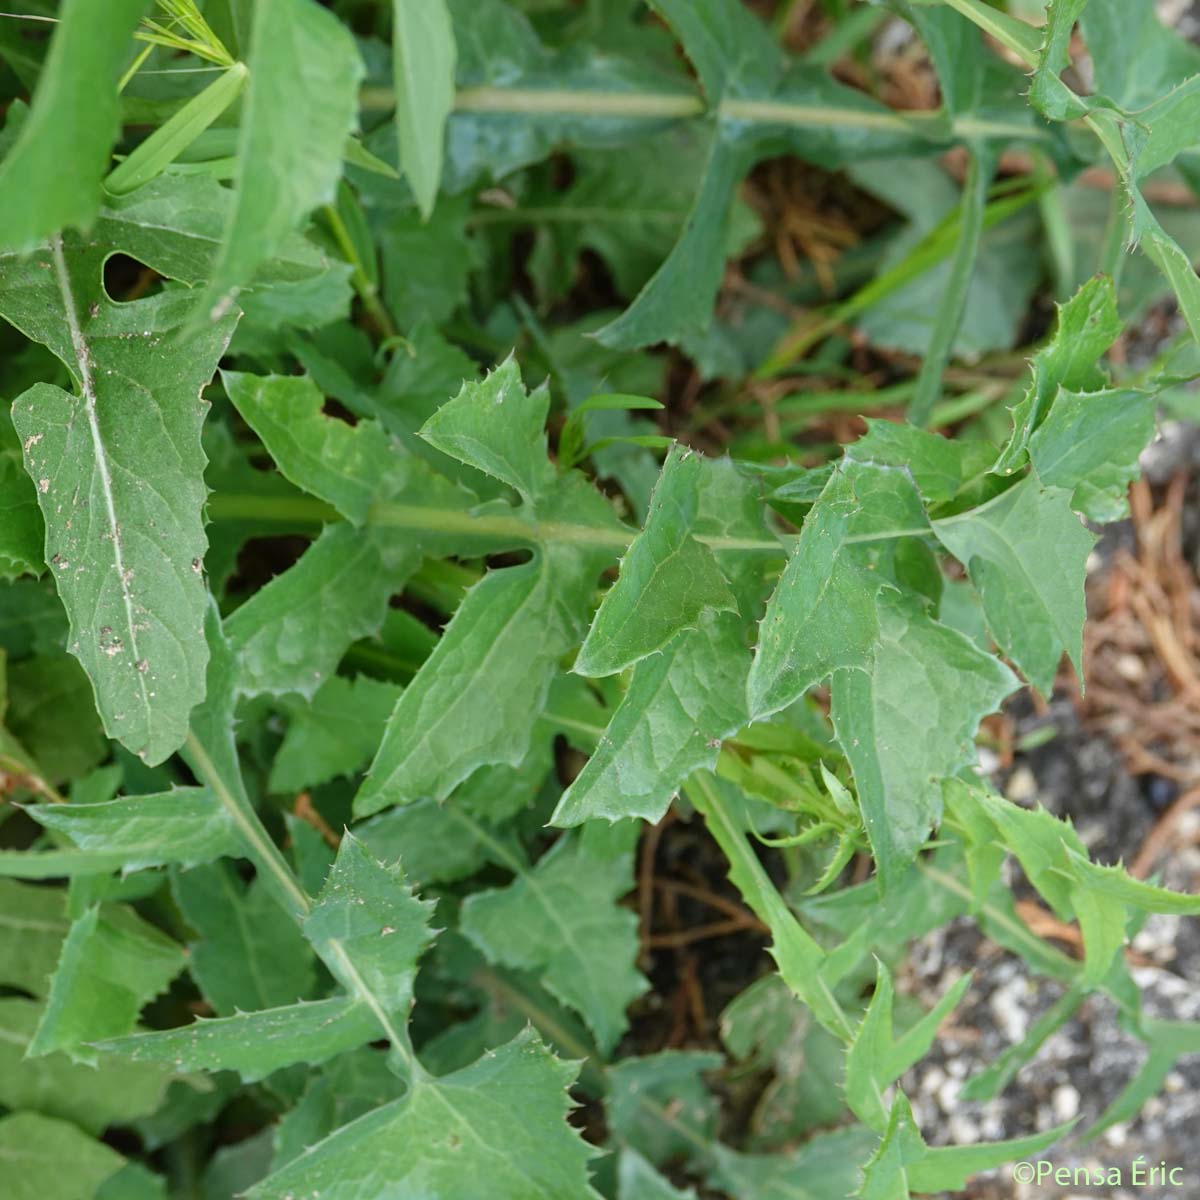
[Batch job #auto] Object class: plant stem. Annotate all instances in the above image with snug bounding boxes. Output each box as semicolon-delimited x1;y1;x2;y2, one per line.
185;729;423;1079
686;772;856;1043
321;203;397;339
185;732;309;920
358;82;1044;146
937;0;1040;67
205;491;787;555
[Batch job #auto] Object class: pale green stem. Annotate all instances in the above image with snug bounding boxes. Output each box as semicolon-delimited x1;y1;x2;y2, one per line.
936;0;1040;67
206;491;787;555
357;82;1045;148
184;730;422;1079
321;203;397;339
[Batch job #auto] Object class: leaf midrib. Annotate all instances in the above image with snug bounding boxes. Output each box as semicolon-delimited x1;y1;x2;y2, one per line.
50;235;151;726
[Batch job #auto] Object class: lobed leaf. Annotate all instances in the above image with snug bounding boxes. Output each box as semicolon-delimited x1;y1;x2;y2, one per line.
29;904;186;1062
748;459;931;721
3;234;235;763
225;523;411;699
830;592;1016;887
302;833;437;1067
223;372;402;526
575;445;737;677
460;831;647;1053
933;477;1094;696
1027;387;1158;522
251;1029;603;1200
845;961;972;1131
173;862;317;1015
269;675;402;794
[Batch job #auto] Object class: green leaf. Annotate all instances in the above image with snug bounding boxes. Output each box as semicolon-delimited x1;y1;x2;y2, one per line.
1027;387;1158;521
440;0;698;192
0;996;173;1135
3;653;105;786
555;454;771;825
831;594;1015;887
554;614;749;826
2;231;236;762
304;833;437;1061
223;372;403;526
710;1128;878;1200
393;0;456;219
0;405;43;579
1029;0;1092;121
29;904;186;1061
575;446;737;677
378;194;476;329
607;1051;722;1165
748;459;931;721
357;788;526;888
99;997;380;1084
648;0;780;102
269;675;402;794
271;1047;404;1169
356;553;590;813
461;831;646;1053
952;784;1088;919
17;787;239;874
91;174;341;293
106;63;249;198
356;362;624;816
527;133;757;314
0;879;69;998
933;476;1094;695
949;783;1200;983
0;1111;125;1200
1063;846;1200;917
225;523;410;699
844;420;999;507
1080;0;1200;110
173;862;317;1015
618;1150;699;1200
993;275;1122;474
419;355;555;501
250;1028;602;1200
193;0;363;327
0;0;149;253
687;773;852;1041
844;961;971;1131
596;134;748;350
860;1093;1071;1198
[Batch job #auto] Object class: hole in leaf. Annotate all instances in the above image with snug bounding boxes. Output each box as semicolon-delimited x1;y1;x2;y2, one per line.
102;252;164;304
